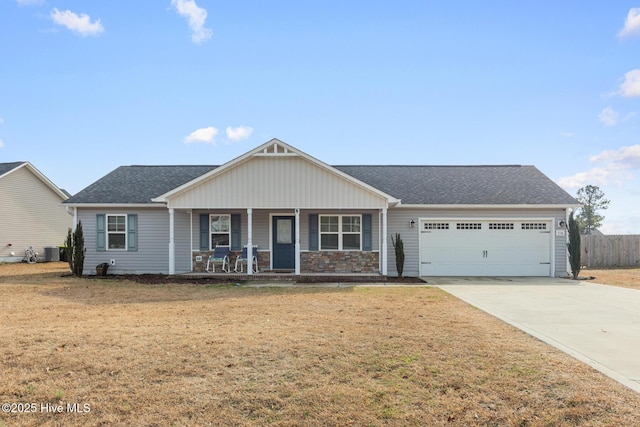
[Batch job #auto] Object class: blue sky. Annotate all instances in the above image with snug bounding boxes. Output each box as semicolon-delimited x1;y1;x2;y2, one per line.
1;1;639;233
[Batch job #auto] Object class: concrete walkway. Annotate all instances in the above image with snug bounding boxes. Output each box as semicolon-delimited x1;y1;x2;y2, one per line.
433;277;640;394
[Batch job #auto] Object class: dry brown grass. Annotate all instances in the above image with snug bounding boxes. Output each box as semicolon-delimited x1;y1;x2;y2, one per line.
1;262;640;426
583;268;640;290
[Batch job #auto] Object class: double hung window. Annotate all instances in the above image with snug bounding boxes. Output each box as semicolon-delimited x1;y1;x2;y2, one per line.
107;215;127;249
210;214;230;248
320;215;361;250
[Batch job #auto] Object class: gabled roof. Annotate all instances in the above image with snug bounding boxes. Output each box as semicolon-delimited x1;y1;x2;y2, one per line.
335;165;578;206
152;139;398;204
63;141;578;207
64;165;218;205
0;161;69;200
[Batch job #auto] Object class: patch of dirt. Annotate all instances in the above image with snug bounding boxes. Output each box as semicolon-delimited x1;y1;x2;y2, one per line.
2;262;640;426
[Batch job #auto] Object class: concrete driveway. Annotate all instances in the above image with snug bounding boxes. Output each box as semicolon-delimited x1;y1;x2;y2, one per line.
432;277;640;394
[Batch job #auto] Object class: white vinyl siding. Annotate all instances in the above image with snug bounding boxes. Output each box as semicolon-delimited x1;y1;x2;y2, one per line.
0;166;70;259
168;156;388;209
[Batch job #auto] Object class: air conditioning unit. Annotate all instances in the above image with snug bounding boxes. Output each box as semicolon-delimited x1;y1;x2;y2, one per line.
44;246;60;262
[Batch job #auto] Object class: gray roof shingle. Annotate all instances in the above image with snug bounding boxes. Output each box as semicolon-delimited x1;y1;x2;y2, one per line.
335;165;578;205
64;163;577;205
0;162;26;177
64;165;218;204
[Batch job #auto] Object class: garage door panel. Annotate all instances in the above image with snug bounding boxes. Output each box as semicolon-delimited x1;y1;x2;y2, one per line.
420;220;551;277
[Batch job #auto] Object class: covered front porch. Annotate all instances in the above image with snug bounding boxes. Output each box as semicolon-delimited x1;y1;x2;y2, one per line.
167;207;388;276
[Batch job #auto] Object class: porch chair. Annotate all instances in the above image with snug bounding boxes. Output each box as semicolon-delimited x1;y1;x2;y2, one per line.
234;245;259;273
206;245;230;273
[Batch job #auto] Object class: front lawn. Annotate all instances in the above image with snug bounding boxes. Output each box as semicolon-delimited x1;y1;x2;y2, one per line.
1;263;639;426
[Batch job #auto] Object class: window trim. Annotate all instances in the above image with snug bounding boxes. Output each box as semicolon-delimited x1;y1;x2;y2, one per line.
319;214;362;251
209;214;231;250
106;214;127;251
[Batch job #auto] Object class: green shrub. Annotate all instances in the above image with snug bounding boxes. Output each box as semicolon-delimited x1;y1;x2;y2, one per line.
391;233;405;278
567;211;581;279
65;221;85;276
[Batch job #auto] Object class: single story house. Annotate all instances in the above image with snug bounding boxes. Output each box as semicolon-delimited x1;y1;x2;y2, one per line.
63;139;579;277
0;161;71;262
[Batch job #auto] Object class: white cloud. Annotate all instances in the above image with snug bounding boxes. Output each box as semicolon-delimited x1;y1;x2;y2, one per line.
184;126;218;144
618;69;640;98
0;139;4;148
225;126;253;142
50;8;104;37
558;144;640;188
618;7;640;38
598;107;619;126
590;145;640;169
170;0;213;44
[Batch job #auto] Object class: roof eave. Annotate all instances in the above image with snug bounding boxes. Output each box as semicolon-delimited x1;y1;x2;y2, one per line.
63;203;167;208
394;203;580;209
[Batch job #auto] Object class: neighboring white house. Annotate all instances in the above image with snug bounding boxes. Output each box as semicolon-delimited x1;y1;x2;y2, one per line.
63;139;579;277
0;162;71;262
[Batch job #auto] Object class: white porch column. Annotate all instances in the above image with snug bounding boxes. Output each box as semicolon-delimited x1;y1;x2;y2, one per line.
72;207;78;231
381;208;388;276
169;208;175;275
295;208;301;275
189;210;193;272
247;208;253;275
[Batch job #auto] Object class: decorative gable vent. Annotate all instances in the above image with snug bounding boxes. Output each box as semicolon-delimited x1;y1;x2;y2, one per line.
261;141;292;155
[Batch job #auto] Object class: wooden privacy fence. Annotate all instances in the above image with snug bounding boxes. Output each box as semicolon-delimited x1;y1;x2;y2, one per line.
581;235;640;268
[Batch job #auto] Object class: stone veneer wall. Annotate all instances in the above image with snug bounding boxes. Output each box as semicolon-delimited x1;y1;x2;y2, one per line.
191;251;377;273
301;251;379;273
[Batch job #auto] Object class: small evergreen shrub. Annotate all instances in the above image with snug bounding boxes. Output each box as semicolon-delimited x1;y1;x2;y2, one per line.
65;221;85;276
567;211;581;279
391;233;405;278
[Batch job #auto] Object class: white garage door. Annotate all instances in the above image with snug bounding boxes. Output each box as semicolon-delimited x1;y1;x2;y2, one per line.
419;220;552;276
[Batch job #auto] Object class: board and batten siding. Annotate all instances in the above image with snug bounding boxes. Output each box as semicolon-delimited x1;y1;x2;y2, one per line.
78;208;183;274
169;156;388;209
386;208;569;278
0;166;70;259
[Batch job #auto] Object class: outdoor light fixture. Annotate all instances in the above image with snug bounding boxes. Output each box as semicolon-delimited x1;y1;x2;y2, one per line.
558;220;566;228
409;219;416;228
